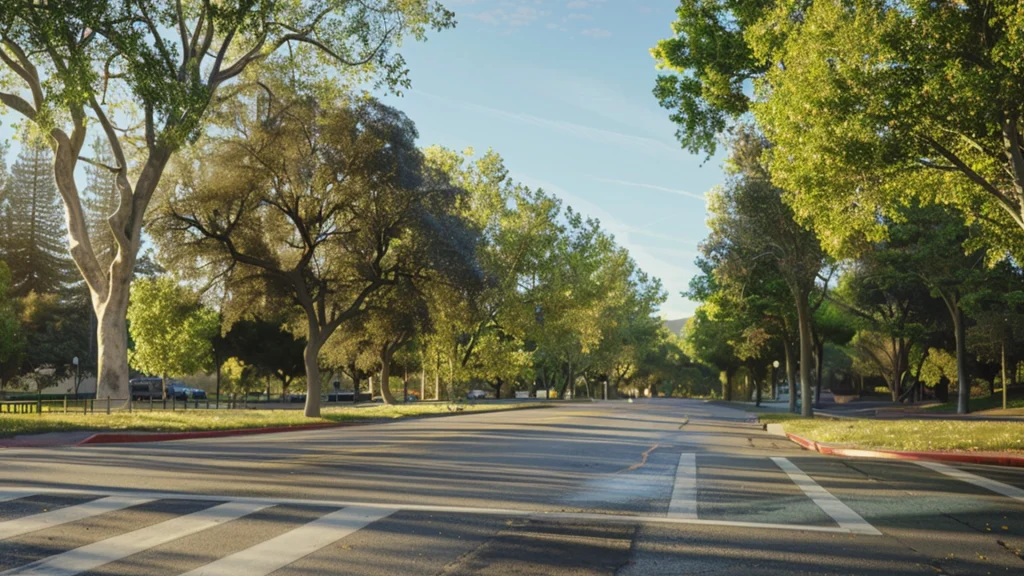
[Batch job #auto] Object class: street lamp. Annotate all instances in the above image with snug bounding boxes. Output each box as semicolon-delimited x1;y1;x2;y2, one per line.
72;356;80;399
771;360;780;401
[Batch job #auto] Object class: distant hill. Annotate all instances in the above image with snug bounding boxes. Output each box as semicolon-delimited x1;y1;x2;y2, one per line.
664;318;690;337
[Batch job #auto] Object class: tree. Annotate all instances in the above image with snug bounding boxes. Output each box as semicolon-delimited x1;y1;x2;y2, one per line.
423;148;561;396
126;277;218;400
2;131;73;296
696;127;829;416
0;262;22;398
651;0;769;158
0;0;454;400
363;280;432;405
222;319;306;400
750;0;1024;257
154;95;475;417
16;289;91;390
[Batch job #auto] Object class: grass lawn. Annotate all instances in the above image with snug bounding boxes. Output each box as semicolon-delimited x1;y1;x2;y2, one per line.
0;402;551;439
760;413;1024;453
923;394;1024;413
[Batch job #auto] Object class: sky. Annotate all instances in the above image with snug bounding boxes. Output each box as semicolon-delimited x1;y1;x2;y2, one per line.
0;0;725;320
375;0;724;319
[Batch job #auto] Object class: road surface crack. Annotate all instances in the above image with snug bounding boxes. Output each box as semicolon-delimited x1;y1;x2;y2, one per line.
996;540;1024;562
616;444;659;474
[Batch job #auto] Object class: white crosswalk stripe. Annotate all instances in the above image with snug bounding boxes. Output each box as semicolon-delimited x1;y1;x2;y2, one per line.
0;501;270;576
917;461;1024;502
179;506;395;576
667;453;697;519
771;457;881;535
0;496;153;541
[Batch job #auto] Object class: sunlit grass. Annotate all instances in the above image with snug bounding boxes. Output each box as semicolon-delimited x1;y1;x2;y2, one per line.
0;402;550;438
761;414;1024;453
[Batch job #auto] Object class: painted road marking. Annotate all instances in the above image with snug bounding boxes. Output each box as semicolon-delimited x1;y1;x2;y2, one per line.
771;457;881;535
917;461;1024;502
179;506;395;576
0;496;152;541
0;485;879;536
667;453;697;519
0;491;36;504
0;501;270;576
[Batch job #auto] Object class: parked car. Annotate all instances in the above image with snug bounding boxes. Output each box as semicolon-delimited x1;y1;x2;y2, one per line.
189;388;207;400
466;390;487;400
129;379;192;401
165;383;192;401
129;378;163;401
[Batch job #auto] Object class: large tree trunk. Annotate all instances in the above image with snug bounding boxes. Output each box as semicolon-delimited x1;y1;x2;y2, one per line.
302;336;324;417
380;347;396;405
95;293;131;399
784;338;797;413
953;305;969;415
795;288;814;418
720;368;732;402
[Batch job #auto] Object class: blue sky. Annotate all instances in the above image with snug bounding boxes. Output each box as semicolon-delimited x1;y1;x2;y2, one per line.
377;0;724;319
0;0;723;319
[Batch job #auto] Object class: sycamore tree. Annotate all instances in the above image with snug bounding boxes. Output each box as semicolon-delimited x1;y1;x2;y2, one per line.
127;276;218;399
154;94;475;417
0;0;454;400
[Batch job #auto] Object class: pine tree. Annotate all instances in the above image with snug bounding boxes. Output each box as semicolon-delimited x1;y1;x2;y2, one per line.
3;132;73;296
83;137;121;271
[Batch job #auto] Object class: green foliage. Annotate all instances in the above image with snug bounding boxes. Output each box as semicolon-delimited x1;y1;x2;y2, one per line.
127;277;218;380
221;319;306;395
749;0;1024;256
1;131;74;296
651;0;771;157
16;289;91;386
0;262;23;390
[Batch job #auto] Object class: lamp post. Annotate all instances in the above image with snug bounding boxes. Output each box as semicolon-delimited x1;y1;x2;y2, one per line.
771;360;780;402
72;356;80;399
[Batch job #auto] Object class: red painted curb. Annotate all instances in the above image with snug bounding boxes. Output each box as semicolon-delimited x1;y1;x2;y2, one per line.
78;422;352;445
785;432;1024;468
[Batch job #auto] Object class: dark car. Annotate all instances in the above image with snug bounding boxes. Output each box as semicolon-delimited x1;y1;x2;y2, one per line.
129;378;163;401
189;388;208;400
165;383;192;401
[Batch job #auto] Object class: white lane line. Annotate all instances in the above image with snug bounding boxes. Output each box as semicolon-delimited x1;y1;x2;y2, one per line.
0;501;269;576
667;453;697;519
0;496;152;541
917;461;1024;502
179;506;395;576
771;457;881;535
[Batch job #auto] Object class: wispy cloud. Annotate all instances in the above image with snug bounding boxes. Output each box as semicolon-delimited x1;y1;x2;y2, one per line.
413;90;682;156
580;28;612;38
595;177;706;202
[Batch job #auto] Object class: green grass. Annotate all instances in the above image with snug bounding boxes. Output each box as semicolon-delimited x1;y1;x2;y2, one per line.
0;402;551;439
763;415;1024;453
923;394;1024;413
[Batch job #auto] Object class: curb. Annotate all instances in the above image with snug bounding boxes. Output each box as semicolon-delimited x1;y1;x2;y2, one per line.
785;432;1024;468
77;422;352;445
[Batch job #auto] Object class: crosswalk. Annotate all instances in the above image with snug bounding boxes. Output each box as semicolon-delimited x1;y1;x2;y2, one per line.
0;455;1023;575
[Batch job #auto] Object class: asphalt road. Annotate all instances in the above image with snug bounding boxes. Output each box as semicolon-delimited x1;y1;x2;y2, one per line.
2;398;1024;575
